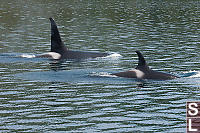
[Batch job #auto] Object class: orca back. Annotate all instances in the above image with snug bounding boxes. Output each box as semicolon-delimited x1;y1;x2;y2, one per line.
61;50;108;59
49;18;109;60
112;51;178;80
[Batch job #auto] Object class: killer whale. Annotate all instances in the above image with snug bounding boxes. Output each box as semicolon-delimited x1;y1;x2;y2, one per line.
111;51;178;80
38;18;109;60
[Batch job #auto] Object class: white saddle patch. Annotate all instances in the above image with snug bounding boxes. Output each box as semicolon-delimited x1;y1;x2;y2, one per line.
130;69;145;79
41;52;61;59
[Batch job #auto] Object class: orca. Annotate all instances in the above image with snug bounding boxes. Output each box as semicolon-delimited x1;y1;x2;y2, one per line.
38;18;109;60
111;51;178;80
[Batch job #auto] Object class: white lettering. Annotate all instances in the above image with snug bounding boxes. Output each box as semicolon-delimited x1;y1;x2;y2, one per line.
188;103;198;116
189;119;198;131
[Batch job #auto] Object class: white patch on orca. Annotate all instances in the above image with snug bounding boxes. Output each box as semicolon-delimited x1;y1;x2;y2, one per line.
130;69;145;79
40;52;61;59
20;54;36;58
20;52;61;59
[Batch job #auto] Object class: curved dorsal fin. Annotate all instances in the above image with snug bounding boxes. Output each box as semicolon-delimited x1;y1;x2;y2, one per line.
135;51;149;70
49;18;68;54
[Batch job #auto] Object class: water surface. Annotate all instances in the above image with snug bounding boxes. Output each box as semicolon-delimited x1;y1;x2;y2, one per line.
0;0;200;132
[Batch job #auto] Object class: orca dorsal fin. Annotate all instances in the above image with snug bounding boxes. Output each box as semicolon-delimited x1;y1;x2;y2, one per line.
49;18;68;54
135;51;149;70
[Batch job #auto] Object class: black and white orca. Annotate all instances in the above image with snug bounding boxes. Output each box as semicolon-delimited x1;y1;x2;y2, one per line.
111;51;178;80
38;18;110;60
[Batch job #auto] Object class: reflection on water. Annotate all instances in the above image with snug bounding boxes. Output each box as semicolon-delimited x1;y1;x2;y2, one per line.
1;0;200;132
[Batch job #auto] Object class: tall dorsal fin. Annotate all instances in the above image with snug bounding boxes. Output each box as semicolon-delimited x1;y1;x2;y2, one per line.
49;18;68;54
135;51;149;70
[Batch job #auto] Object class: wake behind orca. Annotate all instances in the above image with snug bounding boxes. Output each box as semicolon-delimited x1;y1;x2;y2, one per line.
111;51;179;80
37;18;110;60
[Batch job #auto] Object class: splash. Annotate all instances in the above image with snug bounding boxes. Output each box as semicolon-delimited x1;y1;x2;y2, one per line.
102;53;122;59
182;71;200;78
90;72;117;78
20;54;36;58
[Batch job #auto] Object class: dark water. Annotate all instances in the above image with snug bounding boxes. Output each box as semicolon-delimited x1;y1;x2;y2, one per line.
1;0;200;132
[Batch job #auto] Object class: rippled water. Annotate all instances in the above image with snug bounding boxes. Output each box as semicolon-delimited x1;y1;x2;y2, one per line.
1;1;200;132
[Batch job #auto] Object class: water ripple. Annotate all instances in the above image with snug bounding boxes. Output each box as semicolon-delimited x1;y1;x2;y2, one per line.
1;1;200;132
